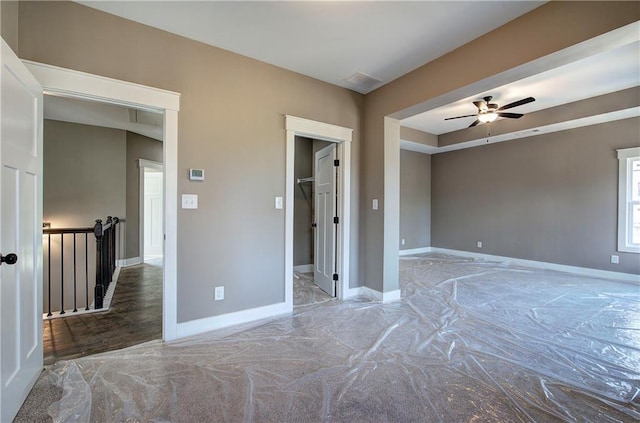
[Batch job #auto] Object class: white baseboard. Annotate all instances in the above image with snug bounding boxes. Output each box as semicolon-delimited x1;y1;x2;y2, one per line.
176;301;292;339
399;247;431;256
118;256;142;267
428;247;639;283
43;266;122;320
344;286;402;303
102;266;120;310
293;264;313;273
344;286;363;299
382;289;402;302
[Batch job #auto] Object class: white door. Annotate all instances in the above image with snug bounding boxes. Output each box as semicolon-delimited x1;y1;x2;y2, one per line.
144;169;163;259
314;144;337;296
0;39;44;422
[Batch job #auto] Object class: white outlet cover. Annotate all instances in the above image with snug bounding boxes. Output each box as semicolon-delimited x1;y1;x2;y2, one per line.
611;255;619;264
372;199;378;210
214;286;224;301
477;241;483;248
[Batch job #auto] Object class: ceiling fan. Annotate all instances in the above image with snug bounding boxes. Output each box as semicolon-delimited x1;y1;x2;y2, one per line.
445;96;535;128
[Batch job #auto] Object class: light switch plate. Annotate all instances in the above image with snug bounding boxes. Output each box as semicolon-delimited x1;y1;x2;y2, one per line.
372;199;378;210
275;196;283;209
182;194;198;209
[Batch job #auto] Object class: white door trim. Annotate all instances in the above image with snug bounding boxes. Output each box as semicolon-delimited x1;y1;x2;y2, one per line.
139;159;163;262
23;61;181;341
285;115;352;308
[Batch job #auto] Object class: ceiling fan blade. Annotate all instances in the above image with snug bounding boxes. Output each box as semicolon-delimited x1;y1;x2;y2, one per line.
444;114;478;121
497;97;535;111
468;119;481;128
497;112;523;119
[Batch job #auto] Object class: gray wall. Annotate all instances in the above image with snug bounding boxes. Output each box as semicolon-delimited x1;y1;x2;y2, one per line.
400;150;431;250
125;132;163;260
362;2;639;294
44;120;126;228
1;1;19;53
294;136;313;266
18;1;363;323
431;117;640;275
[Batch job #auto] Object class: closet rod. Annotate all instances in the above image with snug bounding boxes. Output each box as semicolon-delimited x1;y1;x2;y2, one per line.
297;176;315;184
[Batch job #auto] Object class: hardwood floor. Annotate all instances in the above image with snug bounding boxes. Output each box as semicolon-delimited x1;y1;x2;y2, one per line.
43;262;162;365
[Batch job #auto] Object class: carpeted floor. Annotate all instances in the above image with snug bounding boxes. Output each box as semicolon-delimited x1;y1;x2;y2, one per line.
15;254;640;422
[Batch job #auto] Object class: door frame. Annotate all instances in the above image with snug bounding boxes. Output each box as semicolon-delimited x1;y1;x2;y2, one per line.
285;115;352;307
139;159;163;262
23;61;181;341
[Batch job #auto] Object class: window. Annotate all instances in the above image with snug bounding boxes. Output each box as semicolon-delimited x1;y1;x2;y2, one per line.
617;147;640;253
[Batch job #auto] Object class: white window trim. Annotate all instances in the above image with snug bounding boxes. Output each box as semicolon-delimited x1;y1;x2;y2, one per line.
617;147;640;253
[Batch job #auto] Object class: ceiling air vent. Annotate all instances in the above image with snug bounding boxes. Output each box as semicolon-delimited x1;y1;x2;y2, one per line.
343;72;382;93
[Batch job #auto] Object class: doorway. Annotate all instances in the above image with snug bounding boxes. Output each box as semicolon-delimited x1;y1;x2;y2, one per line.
140;160;164;264
285;116;353;311
293;137;335;305
23;60;180;344
41;98;166;363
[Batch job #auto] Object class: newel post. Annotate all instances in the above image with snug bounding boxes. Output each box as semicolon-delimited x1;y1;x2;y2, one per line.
94;219;104;309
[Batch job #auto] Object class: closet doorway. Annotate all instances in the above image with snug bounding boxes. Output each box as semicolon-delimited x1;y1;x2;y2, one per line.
285;115;353;309
293;136;335;305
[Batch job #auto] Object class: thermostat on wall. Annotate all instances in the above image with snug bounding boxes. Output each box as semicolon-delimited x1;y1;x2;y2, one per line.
189;169;204;181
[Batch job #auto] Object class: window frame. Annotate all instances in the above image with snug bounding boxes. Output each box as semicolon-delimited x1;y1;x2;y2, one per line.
617;147;640;254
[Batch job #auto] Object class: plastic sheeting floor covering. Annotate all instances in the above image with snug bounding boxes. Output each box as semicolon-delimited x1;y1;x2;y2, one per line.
26;254;640;422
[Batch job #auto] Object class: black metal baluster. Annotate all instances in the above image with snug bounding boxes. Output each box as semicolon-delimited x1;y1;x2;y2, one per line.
85;233;89;310
72;233;78;313
42;219;118;316
47;234;52;317
106;217;112;290
59;234;65;315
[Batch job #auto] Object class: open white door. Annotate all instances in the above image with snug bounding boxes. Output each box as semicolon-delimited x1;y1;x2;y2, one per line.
314;144;337;296
0;40;44;422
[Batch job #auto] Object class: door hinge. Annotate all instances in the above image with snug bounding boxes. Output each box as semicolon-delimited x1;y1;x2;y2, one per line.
334;159;340;167
333;216;339;224
333;273;339;281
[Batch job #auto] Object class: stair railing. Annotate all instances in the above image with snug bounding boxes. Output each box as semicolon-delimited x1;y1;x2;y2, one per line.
43;216;121;317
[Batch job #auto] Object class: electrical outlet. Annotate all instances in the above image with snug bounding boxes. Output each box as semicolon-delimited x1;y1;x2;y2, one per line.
611;255;619;264
477;241;483;248
214;286;224;301
401;238;405;246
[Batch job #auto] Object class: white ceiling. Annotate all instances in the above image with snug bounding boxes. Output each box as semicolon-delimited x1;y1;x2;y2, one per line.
77;1;544;94
401;41;640;134
44;95;164;141
55;1;638;146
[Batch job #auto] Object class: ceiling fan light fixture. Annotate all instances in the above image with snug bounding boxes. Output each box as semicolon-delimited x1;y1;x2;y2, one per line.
478;112;498;123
